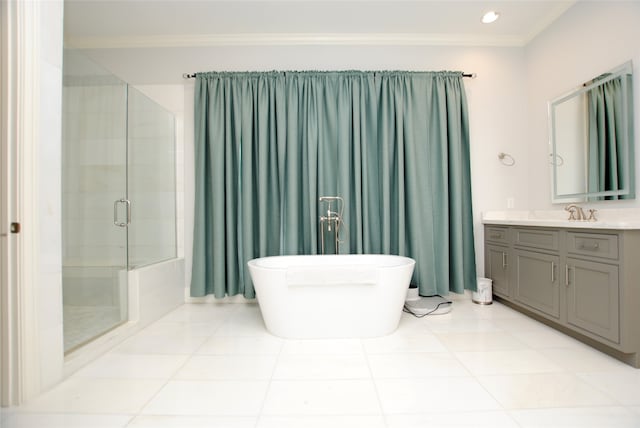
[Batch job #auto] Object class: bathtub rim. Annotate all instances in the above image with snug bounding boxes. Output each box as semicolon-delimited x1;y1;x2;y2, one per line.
247;254;416;271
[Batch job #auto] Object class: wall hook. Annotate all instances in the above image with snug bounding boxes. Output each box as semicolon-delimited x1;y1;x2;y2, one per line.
549;153;564;166
498;152;515;166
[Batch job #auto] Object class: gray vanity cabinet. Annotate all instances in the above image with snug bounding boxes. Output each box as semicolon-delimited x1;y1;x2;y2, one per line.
513;249;560;319
511;227;561;319
484;224;640;368
566;258;619;343
485;247;509;297
484;227;510;297
564;231;622;343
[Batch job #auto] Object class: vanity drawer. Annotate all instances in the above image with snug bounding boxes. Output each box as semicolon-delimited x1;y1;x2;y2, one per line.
485;226;509;244
514;228;559;251
567;232;619;260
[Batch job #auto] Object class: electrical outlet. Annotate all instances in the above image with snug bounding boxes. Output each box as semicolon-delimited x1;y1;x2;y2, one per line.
507;198;515;209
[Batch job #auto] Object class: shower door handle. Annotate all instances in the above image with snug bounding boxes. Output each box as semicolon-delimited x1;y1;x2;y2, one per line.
113;198;131;227
124;199;131;226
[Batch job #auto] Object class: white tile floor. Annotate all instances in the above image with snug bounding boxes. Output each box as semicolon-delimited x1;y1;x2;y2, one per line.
4;293;640;427
64;305;123;351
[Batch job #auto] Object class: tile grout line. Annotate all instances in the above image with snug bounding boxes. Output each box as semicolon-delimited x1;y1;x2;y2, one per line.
362;336;393;428
123;303;239;426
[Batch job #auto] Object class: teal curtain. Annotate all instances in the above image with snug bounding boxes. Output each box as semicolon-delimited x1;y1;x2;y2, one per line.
587;76;629;199
191;71;476;298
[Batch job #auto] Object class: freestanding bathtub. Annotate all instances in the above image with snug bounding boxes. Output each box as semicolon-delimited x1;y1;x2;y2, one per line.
247;254;416;339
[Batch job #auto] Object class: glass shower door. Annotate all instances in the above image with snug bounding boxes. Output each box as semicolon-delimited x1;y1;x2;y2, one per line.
62;51;129;353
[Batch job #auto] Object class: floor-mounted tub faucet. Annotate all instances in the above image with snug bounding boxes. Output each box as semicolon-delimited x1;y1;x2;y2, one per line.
319;196;345;254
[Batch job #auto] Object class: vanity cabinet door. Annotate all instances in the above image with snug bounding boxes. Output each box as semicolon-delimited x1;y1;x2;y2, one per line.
486;244;510;297
513;249;561;319
566;258;620;343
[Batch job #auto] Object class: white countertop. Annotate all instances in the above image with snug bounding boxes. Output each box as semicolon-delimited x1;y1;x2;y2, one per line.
482;209;640;230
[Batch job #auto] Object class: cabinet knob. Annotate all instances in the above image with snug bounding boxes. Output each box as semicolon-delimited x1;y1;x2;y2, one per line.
579;242;599;251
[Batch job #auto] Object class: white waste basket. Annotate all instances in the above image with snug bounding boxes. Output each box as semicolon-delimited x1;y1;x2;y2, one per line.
473;277;493;305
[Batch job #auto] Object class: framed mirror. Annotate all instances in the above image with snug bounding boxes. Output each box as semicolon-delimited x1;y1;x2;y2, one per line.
549;61;635;202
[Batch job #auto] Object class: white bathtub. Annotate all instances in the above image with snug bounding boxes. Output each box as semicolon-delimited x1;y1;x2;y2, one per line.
247;254;416;339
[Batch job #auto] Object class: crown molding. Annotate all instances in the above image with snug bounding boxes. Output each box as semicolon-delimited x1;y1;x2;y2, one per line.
65;32;527;49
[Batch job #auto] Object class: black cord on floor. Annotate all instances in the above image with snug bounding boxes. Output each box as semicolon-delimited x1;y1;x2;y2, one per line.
403;295;452;318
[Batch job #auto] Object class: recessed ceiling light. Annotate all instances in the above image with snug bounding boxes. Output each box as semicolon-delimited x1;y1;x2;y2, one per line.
481;11;500;24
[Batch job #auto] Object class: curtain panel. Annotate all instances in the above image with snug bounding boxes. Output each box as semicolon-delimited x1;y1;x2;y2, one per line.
587;77;629;199
191;71;476;298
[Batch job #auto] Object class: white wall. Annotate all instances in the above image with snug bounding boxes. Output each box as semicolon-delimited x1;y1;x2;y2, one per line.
35;0;65;398
524;1;640;210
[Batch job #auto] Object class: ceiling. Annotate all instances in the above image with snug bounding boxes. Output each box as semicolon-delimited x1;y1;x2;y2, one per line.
63;0;577;84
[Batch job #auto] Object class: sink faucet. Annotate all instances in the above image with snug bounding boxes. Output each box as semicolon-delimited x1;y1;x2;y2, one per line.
565;204;587;221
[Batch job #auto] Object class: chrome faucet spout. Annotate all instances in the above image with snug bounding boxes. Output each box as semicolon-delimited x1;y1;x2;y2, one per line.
565;204;587;221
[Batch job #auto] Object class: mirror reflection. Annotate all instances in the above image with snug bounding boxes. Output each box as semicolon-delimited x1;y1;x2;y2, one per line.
550;61;635;202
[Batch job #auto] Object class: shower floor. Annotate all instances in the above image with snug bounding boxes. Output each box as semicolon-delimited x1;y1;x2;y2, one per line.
63;305;123;352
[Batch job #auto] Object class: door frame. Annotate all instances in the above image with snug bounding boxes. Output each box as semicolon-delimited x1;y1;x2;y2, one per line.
0;0;20;407
1;0;52;406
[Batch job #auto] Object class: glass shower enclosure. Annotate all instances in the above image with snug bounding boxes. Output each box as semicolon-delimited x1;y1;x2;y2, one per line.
61;50;177;353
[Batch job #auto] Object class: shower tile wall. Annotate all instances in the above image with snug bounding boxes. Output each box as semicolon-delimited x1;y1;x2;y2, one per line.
130;83;185;261
127;88;177;267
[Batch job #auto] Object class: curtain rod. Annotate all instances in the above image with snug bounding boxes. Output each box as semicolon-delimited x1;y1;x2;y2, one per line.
183;72;477;79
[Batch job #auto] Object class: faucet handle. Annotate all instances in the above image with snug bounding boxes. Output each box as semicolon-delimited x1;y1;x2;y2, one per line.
565;206;577;221
587;209;598;222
